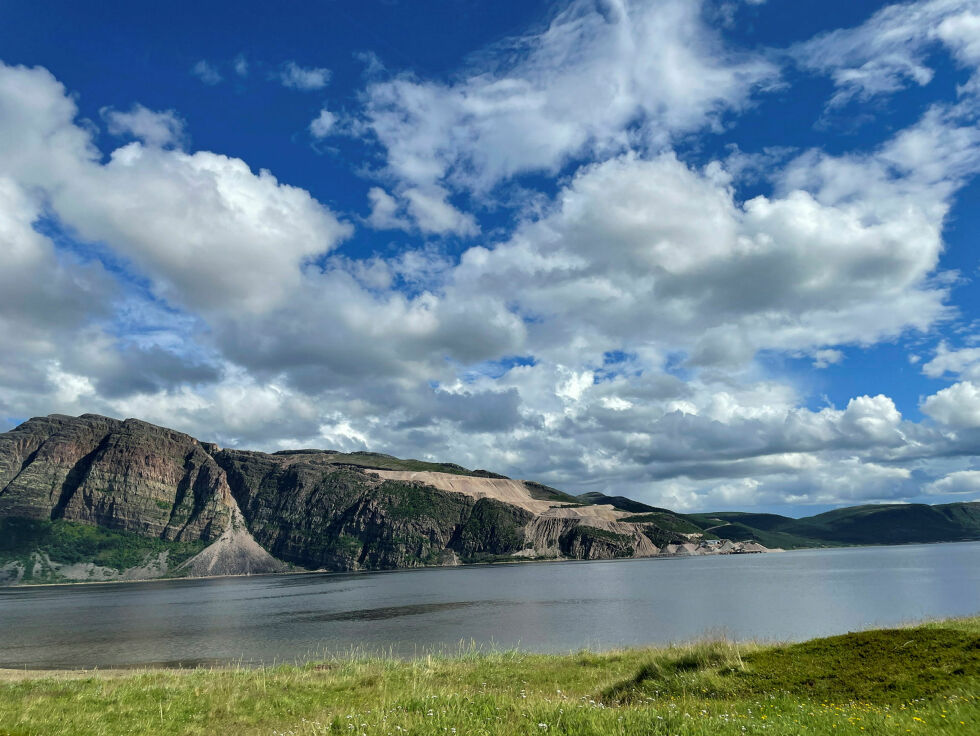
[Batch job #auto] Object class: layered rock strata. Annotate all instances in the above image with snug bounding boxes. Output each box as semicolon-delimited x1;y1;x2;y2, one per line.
0;414;282;578
0;414;768;585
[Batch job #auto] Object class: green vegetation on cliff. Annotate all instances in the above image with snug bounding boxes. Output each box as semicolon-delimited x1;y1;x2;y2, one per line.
685;518;821;550
622;511;706;535
273;449;478;476
577;491;672;514
218;456;477;571
0;414;231;545
0;517;206;583
524;481;582;505
0;617;976;736
451;497;532;562
637;524;691;548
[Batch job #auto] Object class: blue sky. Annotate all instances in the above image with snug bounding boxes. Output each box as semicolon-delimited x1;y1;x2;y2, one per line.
2;0;980;514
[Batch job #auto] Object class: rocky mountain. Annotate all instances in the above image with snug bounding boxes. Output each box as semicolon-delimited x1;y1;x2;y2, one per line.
0;413;231;540
0;414;283;584
2;414;977;585
0;414;714;584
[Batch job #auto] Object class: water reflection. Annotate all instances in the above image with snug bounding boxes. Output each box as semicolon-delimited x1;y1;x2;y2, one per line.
293;601;485;622
1;542;978;669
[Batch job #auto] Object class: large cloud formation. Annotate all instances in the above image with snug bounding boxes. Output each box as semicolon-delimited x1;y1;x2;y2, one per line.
360;0;776;232
2;0;980;512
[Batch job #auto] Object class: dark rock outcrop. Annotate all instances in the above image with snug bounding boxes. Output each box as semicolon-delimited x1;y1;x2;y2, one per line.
448;497;533;560
559;525;636;559
0;415;284;582
215;449;529;570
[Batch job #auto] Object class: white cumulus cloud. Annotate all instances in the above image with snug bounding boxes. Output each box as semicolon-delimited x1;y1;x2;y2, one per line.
6;0;980;514
922;380;980;427
359;0;776;227
102;104;186;148
927;469;980;495
280;61;330;90
309;107;337;138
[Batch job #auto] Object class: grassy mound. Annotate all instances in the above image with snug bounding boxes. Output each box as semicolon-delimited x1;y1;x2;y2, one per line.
604;625;980;704
621;511;707;535
741;627;980;702
0;618;977;735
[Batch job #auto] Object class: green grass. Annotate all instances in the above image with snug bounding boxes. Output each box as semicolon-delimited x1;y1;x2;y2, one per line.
638;525;690;547
604;621;980;704
524;481;583;505
698;521;823;550
276;449;480;477
785;503;980;545
2;618;976;736
576;492;668;514
621;512;705;535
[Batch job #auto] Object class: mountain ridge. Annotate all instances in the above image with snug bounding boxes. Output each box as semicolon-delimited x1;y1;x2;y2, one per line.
1;414;978;585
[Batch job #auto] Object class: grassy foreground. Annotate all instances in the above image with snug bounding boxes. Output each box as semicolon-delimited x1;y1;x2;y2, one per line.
1;618;977;736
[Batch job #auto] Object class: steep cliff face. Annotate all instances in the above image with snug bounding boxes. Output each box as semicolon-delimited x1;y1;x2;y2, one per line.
450;497;533;560
523;516;666;559
0;415;286;582
215;449;670;569
559;526;637;559
0;414;777;586
0;414;231;541
215;449;529;570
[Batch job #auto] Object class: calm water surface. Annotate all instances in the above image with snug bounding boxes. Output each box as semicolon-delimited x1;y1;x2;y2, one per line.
1;542;978;669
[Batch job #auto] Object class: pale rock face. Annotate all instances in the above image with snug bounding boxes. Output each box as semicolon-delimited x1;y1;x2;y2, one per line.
177;505;287;577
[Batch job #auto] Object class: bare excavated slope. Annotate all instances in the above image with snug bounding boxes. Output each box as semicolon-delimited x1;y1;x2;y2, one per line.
368;469;625;521
362;470;664;561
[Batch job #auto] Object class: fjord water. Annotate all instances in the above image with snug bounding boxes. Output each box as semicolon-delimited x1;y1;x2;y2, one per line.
2;542;978;669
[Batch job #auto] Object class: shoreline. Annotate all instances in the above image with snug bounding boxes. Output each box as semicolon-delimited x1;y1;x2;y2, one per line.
1;617;977;735
4;537;980;590
3;612;977;676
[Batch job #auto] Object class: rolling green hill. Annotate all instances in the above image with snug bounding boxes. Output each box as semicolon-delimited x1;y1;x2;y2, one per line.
686;502;980;548
576;491;675;514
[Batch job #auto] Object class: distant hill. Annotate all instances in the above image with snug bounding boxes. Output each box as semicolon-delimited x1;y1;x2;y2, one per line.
686;503;980;548
577;492;673;514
